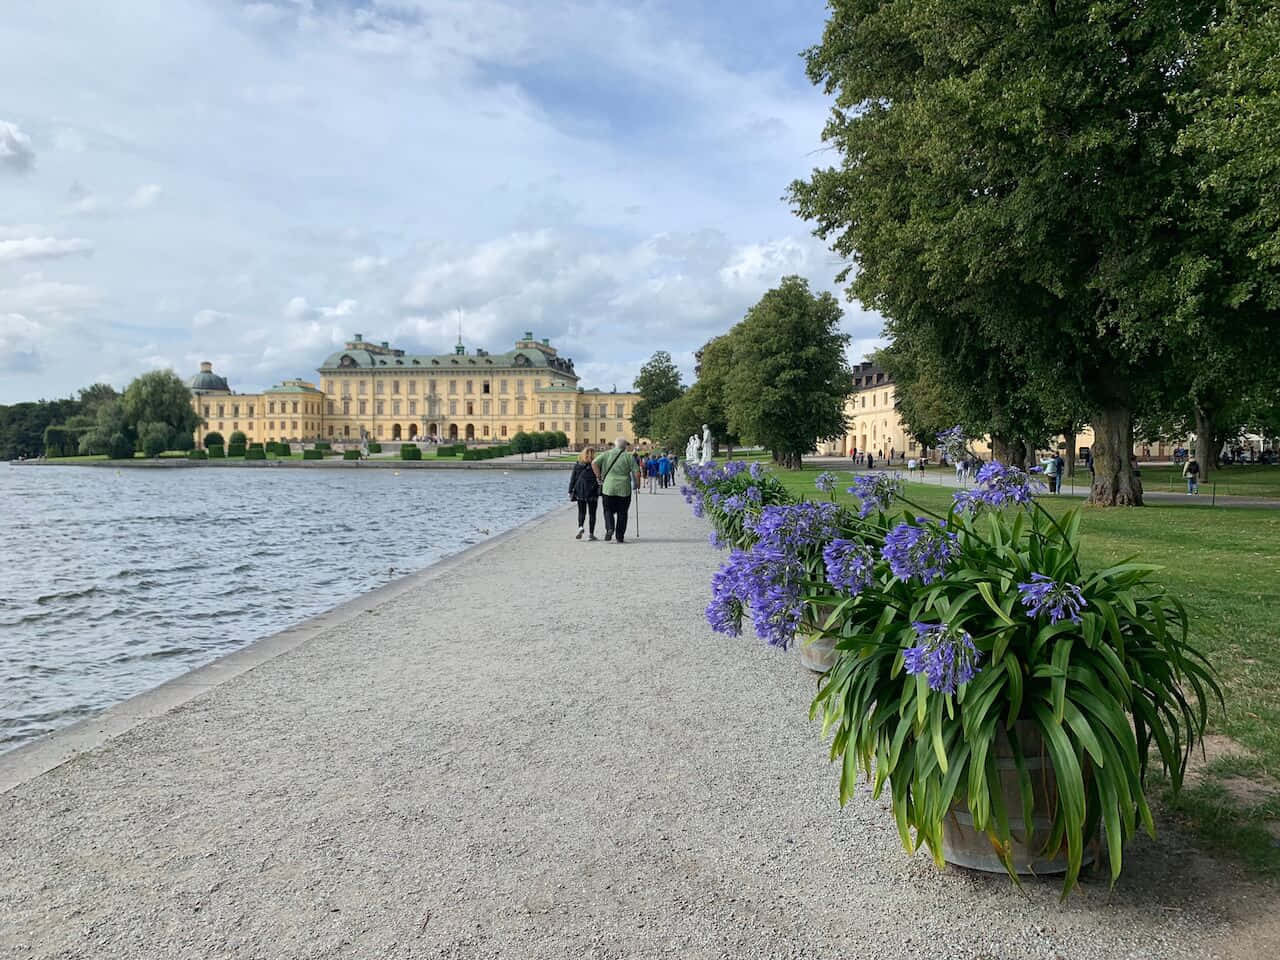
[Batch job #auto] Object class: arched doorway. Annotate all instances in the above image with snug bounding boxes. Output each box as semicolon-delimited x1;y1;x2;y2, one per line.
408;423;417;439
392;423;402;440
448;423;458;440
428;423;438;439
465;423;475;441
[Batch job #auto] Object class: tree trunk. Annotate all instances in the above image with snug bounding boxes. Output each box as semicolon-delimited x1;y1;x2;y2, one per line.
1089;405;1143;506
1194;405;1214;483
1063;425;1077;478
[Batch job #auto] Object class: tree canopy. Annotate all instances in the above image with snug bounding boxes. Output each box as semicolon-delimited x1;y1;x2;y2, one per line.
723;275;850;468
790;0;1232;504
630;350;684;439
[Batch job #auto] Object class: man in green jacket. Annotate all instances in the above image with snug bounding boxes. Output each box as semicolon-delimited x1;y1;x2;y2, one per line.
593;437;641;543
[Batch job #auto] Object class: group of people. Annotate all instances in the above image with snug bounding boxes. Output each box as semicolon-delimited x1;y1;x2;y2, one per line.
567;440;680;543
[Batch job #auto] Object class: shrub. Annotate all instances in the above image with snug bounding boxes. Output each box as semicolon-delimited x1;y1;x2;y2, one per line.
249;441;264;450
204;431;224;447
226;442;246;457
245;448;266;460
187;449;208;460
461;449;478;460
400;445;422;460
229;430;248;446
367;442;382;454
314;441;331;451
172;431;195;452
343;449;361;460
302;449;323;460
554;430;569;449
206;445;225;459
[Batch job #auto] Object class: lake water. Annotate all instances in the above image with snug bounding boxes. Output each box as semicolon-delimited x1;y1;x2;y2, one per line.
0;464;566;753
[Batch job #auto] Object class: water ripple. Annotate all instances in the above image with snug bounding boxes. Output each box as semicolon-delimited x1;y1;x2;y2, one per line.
0;466;563;752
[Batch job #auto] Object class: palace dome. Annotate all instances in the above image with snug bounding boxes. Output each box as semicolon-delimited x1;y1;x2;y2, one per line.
189;361;229;393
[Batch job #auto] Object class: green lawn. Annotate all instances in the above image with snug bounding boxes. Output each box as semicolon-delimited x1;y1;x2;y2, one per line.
1140;463;1280;499
768;463;1280;875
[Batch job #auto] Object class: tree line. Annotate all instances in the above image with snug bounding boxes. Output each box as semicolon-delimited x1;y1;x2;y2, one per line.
788;0;1280;506
0;370;202;460
631;275;852;469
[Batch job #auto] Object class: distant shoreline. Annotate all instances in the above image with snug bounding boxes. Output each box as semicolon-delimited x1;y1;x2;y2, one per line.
8;458;570;471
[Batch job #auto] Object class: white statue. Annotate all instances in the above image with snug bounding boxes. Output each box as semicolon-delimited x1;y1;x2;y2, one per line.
686;434;700;464
701;423;713;464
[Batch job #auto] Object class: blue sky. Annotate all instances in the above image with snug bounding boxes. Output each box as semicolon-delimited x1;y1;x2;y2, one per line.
0;0;881;403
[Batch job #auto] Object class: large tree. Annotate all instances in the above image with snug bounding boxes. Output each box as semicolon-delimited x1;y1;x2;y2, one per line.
724;275;850;469
791;0;1222;505
630;350;684;439
121;370;201;440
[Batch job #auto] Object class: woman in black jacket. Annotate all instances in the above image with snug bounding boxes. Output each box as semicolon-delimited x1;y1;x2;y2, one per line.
569;445;600;540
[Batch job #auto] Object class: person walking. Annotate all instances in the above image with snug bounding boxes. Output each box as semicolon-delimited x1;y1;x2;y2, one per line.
1183;456;1201;495
569;445;600;539
657;452;671;489
1043;452;1060;494
866;451;874;470
594;438;641;544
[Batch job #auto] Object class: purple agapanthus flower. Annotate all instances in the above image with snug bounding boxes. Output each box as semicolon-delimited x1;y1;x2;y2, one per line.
708;529;727;550
748;461;763;480
749;501;842;558
705;546;805;647
881;519;958;584
822;538;876;595
904;622;981;693
815;471;839;495
954;461;1045;512
848;472;904;518
937;425;969;463
1017;572;1086;624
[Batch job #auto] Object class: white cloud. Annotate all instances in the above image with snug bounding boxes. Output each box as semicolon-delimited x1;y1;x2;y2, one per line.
0;313;45;371
283;296;357;321
0;279;100;315
128;184;163;209
0;236;94;263
349;255;389;274
0;121;35;175
192;308;231;329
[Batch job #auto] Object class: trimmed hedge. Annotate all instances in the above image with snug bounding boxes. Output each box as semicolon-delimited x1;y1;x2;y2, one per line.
226;442;246;457
314;441;331;451
302;449;323;460
400;445;422;460
204;431;224;447
207;445;225;458
249;442;264;450
245;448;266;460
367;442;382;454
187;449;208;460
460;445;513;461
229;430;248;446
343;449;361;460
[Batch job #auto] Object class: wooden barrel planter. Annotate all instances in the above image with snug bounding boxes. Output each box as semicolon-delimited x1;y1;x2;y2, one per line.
940;721;1094;875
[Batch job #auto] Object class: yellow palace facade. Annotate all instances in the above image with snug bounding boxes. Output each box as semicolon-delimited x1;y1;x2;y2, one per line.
189;332;642;449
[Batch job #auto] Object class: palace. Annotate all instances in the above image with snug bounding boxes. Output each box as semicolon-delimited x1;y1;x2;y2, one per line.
820;361;1184;462
188;332;642;449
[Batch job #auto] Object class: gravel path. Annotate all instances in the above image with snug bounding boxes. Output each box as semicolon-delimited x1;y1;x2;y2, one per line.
1;489;1274;959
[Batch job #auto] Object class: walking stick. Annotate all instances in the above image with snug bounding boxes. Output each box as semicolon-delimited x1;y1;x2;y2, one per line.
633;472;640;539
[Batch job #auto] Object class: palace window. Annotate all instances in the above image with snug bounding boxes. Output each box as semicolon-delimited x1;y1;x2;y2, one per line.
449;380;457;394
499;379;508;394
291;420;298;430
483;425;490;436
342;382;351;396
616;422;623;433
465;380;474;395
376;424;383;437
465;401;474;416
599;422;606;433
393;400;401;415
376;400;385;415
203;405;210;417
500;425;507;436
342;400;350;415
482;400;490;415
539;401;546;414
392;380;400;394
482;380;490;394
248;405;254;416
324;380;333;394
375;380;384;395
428;380;437;394
407;380;416;395
217;404;225;416
500;400;508;415
516;379;525;395
597;404;606;417
539;421;545;431
359;381;368;395
233;421;238;430
344;426;350;437
408;400;416;415
449;399;457;415
359;400;367;415
328;426;334;436
328;401;335;415
615;404;623;418
291;401;299;413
